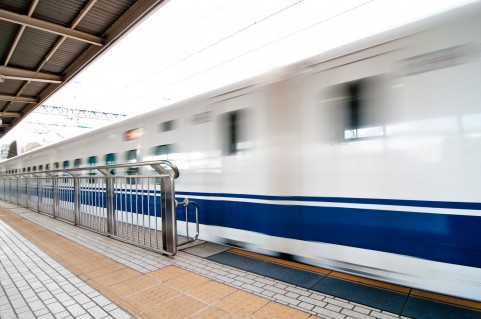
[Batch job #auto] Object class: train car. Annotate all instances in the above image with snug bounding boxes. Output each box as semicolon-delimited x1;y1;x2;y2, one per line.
1;2;481;301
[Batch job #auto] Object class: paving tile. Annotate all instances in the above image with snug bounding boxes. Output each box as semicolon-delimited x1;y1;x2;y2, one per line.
86;305;109;318
191;306;235;319
141;294;207;319
75;258;120;274
88;268;139;288
166;272;211;292
251;301;311;319
147;266;189;282
216;290;270;317
66;303;87;317
106;274;159;298
188;280;237;305
123;283;180;314
81;263;126;280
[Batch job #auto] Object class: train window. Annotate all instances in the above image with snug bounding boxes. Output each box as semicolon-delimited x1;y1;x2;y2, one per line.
46;164;50;171
126;149;138;163
33;166;37;172
88;156;97;166
323;77;385;142
63;160;69;169
87;156;97;180
39;165;43;171
152;144;172;160
23;168;26;173
159;120;177;132
105;153;116;165
27;167;31;172
54;162;59;169
105;153;117;175
126;149;139;180
222;109;247;155
74;158;82;168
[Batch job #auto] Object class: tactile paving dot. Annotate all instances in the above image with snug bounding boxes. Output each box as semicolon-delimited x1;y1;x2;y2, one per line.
166;272;210;292
216;290;269;317
147;265;190;282
107;274;160;298
123;283;180;312
188;280;237;305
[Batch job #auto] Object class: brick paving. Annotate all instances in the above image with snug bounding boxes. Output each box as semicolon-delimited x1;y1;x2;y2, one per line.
0;202;409;319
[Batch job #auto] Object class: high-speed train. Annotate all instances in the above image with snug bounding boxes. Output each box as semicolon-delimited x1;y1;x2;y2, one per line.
2;2;481;301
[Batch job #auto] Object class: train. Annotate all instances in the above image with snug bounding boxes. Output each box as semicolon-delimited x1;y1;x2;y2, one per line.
2;2;481;301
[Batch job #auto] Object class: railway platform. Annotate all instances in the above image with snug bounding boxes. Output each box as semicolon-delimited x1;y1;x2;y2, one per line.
1;201;480;319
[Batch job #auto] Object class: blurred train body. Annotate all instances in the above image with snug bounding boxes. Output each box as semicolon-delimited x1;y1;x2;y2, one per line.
2;3;481;301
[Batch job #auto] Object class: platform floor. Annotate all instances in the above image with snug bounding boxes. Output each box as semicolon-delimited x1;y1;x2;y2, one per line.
1;201;480;319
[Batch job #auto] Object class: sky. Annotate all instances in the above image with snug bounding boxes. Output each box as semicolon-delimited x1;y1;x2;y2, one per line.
1;0;478;147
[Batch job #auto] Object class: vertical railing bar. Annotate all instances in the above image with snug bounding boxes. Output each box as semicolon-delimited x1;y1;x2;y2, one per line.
140;178;144;245
135;178;142;243
147;178;151;248
123;177;127;239
129;178;133;241
74;177;79;226
154;181;159;250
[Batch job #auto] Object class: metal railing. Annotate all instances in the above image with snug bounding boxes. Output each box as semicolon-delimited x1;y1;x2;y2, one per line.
0;160;199;256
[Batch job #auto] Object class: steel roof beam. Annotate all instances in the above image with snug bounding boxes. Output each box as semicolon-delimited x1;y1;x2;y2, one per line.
0;95;37;103
0;112;21;118
0;66;63;83
0;8;104;46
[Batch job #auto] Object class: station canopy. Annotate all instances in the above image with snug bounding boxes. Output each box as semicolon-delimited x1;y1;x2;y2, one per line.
0;0;168;138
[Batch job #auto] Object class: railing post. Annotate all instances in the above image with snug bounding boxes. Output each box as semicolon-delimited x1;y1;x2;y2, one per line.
106;177;115;236
37;178;41;213
47;173;58;218
16;179;19;205
97;169;115;236
73;177;80;225
26;176;30;209
161;176;177;255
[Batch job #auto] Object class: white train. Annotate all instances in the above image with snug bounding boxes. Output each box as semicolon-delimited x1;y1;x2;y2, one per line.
2;2;481;301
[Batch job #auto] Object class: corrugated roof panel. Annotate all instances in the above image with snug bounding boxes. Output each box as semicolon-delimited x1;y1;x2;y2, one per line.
42;39;90;74
0;0;167;137
8;28;60;70
6;102;28;114
32;0;86;27
0;0;30;14
76;0;135;36
21;82;49;98
0;21;19;63
0;79;25;97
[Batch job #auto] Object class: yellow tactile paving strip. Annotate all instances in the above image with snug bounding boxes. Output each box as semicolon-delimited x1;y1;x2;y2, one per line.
0;207;322;319
228;248;481;312
229;248;331;276
411;289;481;312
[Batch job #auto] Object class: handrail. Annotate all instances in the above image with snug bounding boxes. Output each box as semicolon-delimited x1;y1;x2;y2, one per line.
177;198;200;246
0;160;198;256
2;160;180;179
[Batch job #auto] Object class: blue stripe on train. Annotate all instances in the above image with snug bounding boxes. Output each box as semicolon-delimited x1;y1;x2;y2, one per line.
53;188;481;268
176;191;481;210
180;195;481;269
